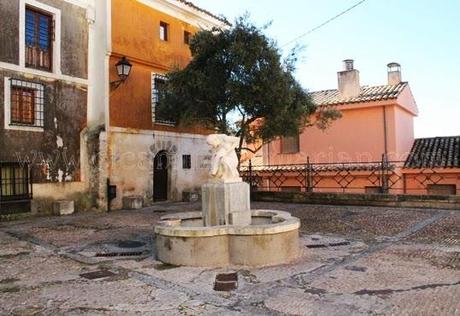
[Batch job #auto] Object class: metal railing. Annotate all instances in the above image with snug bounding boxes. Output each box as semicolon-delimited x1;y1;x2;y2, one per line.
241;156;459;196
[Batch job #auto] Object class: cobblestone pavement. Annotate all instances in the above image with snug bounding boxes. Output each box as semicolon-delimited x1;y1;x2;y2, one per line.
0;202;459;315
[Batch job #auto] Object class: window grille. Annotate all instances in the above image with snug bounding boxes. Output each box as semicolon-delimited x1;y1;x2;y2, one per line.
25;6;53;71
9;79;45;128
182;155;191;169
151;74;175;125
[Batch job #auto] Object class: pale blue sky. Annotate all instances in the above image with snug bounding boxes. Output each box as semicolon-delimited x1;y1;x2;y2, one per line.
194;0;460;138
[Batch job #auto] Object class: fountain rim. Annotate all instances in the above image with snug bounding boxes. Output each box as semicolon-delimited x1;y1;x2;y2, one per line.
154;209;300;237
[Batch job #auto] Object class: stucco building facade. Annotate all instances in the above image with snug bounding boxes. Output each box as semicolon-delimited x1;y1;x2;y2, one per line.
87;0;229;210
0;0;91;214
1;0;229;214
256;60;459;195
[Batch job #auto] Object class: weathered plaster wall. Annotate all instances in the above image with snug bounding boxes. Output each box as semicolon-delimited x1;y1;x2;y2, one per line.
0;0;89;185
0;71;87;183
0;1;20;64
107;128;211;209
0;0;88;78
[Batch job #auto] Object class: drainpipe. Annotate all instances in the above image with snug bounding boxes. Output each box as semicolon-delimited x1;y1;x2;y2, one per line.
382;106;388;158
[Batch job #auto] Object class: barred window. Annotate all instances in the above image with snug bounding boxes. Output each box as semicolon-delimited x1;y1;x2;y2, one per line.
151;73;174;125
0;163;32;201
182;155;191;169
281;135;300;153
25;6;53;71
9;79;45;128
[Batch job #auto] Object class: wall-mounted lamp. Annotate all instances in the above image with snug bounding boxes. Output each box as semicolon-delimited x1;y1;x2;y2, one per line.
110;56;132;89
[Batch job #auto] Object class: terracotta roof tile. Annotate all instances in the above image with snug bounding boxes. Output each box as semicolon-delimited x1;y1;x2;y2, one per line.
310;82;408;106
175;0;230;25
404;136;460;168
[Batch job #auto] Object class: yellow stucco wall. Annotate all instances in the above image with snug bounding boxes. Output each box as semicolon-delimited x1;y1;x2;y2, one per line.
109;0;208;133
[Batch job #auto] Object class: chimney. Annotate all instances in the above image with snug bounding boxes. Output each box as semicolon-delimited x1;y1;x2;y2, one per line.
337;59;360;98
387;62;401;85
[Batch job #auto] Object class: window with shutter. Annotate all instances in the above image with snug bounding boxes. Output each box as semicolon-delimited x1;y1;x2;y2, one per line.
8;78;45;128
25;7;53;71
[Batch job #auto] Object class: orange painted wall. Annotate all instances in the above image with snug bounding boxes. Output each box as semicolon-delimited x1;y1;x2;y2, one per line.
266;99;416;165
268;104;387;164
109;0;208;134
402;168;460;195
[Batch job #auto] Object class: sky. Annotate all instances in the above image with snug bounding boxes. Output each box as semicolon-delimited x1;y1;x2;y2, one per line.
193;0;460;138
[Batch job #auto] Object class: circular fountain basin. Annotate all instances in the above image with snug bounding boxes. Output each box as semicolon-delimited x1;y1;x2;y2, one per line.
154;210;300;267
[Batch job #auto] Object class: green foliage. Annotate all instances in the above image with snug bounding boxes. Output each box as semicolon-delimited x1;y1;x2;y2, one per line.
159;15;338;157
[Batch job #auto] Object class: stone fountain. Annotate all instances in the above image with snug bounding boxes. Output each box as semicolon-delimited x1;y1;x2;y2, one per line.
154;134;300;267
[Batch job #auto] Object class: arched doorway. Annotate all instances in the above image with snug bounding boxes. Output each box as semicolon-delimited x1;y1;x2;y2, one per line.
153;151;168;201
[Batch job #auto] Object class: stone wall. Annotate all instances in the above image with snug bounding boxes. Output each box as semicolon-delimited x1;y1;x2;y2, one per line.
252;191;460;210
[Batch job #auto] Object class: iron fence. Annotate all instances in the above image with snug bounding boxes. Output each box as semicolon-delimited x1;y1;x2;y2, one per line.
241;156;459;196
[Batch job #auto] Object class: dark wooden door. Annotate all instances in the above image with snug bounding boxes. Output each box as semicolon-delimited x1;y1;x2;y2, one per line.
153;151;168;201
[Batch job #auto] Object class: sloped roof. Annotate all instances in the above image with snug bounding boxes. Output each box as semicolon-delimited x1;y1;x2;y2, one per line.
175;0;230;25
310;82;408;106
404;136;460;168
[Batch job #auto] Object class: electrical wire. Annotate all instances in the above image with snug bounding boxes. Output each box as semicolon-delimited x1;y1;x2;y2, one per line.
281;0;368;48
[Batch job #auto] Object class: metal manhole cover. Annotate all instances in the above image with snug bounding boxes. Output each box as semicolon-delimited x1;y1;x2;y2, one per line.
95;251;144;257
117;240;146;248
80;270;116;280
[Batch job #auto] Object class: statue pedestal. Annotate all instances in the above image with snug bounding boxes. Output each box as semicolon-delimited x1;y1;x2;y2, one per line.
202;181;251;226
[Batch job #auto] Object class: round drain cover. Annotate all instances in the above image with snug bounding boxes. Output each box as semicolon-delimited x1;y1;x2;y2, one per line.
117;240;145;248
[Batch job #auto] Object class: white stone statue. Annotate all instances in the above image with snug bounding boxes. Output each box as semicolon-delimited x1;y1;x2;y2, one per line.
206;134;242;183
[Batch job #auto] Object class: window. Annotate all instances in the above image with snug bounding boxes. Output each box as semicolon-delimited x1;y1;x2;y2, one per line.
4;78;45;131
25;6;53;71
160;21;168;41
184;31;191;45
11;87;35;125
281;135;300;153
0;163;32;202
182;155;191;169
151;73;174;125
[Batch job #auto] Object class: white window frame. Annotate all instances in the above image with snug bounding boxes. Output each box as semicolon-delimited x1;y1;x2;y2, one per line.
151;73;174;126
19;0;62;75
3;77;45;132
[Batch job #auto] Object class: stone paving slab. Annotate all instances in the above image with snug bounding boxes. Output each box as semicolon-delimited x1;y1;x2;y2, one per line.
253;202;436;241
0;202;459;315
409;214;460;245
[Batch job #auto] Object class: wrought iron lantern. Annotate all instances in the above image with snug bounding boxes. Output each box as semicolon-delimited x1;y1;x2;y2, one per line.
111;56;132;89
